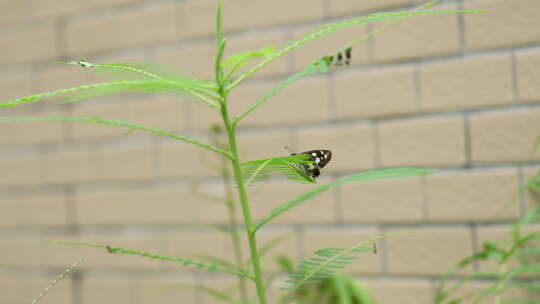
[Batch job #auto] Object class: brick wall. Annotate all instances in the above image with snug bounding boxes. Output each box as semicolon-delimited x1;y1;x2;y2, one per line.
1;0;539;303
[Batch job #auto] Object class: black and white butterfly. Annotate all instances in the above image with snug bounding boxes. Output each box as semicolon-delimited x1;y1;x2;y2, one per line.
323;47;352;67
286;147;332;179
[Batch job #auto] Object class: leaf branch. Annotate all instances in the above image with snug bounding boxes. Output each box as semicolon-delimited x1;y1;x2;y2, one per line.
0;116;232;159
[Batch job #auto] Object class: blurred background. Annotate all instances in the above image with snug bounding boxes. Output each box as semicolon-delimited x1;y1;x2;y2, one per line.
0;0;539;303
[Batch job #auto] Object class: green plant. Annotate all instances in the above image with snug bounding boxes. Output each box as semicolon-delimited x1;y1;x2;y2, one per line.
1;2;484;303
274;254;375;304
435;170;540;304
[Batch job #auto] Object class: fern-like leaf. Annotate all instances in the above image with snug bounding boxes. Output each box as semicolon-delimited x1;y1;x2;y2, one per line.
0;116;231;158
227;7;486;92
234;58;328;123
43;240;253;279
281;231;411;299
2;61;219;109
240;154;316;186
253;168;433;231
223;46;277;80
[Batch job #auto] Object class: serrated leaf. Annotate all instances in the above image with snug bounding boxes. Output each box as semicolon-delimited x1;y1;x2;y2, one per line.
3;61;219;109
42;239;253;279
223;46;276;73
240;154;316;186
281;231;410;300
253;167;433;231
0;116;230;158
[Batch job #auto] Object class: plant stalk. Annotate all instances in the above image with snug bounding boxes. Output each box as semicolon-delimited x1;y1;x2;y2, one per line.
220;146;249;302
220;99;267;304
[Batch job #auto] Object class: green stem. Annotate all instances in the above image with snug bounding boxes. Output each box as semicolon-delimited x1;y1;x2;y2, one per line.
220;100;267;304
220;142;249;303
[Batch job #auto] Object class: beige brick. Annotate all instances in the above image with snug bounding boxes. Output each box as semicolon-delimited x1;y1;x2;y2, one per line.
0;277;72;304
160;142;219;178
334;65;417;119
0;74;41;101
239;230;298;272
464;0;540;51
0;194;67;226
188;98;223;130
68;97;184;140
425;169;520;222
296;124;376;172
373;2;459;63
138;278;198;304
517;49;540;103
94;145;157;181
0;0;33;25
0;25;57;64
421;53;513;111
192;185;232;225
363;278;432;304
43;149;95;183
0;110;64;146
331;0;412;17
229;78;330;126
79;235;163;269
198;277;243;304
33;0;136;19
155;42;215;80
379;115;466;167
162;232;232;268
0;238;82;267
67;103;135;140
302;228;382;274
76;189;201;225
386;227;473;275
523;166;540;210
0;156;41;186
65;4;179;55
470;108;540;164
39;64;101;95
440;280;539;303
183;0;324;38
237;130;291;160
248;181;336;224
81;278;134;303
341;177;423;223
291;25;369;70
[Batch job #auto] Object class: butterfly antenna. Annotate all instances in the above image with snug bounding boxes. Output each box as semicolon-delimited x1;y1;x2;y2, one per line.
284;146;296;155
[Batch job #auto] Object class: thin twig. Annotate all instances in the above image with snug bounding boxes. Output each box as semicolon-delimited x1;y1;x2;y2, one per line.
31;257;85;304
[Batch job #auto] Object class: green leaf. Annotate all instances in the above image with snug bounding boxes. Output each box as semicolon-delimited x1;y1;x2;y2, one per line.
0;116;231;159
227;7;486;92
281;231;411;300
31;258;85;304
186;253;239;273
43;240;253;279
2;61;219;109
331;274;352;304
233;58;327;123
275;255;295;274
223;46;276;79
343;276;375;304
240;154;317;186
509;281;540;293
253;168;433;231
245;234;292;268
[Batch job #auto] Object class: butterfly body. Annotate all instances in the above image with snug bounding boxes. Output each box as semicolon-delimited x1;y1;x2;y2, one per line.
290;149;332;178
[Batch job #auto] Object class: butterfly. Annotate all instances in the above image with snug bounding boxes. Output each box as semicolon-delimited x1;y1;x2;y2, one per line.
323;47;352;67
286;147;332;179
